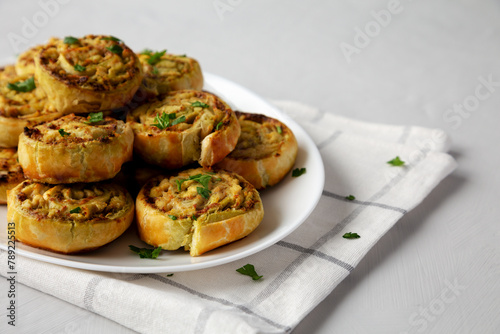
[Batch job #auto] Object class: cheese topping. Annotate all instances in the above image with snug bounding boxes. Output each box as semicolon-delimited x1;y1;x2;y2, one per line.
38;35;140;91
15;181;131;221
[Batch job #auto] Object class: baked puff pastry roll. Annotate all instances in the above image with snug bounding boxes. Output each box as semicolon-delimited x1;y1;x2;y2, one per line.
35;35;143;114
0;148;25;204
127;90;240;168
0;65;63;148
138;50;203;97
136;168;264;256
15;38;60;76
18;113;133;184
7;181;134;254
216;112;298;189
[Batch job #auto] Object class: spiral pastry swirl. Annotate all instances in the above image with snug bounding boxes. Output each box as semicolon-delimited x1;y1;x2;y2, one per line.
18;114;133;184
7;181;134;253
136;168;264;256
127;90;240;168
0;148;25;204
35;35;143;114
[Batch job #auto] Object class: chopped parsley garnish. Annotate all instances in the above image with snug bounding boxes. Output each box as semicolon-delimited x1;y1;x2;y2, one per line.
387;156;405;166
69;207;81;214
191;101;210;108
106;45;123;56
147;50;166;65
178;54;187;57
141;49;153;55
129;245;162;259
74;64;86;72
63;36;79;45
7;77;36;92
197;187;211;199
292;168;306;177
85;112;104;124
276;125;282;134
236;264;263;281
168;215;177;220
191;215;197;221
216;121;223;131
101;36;121;42
343;232;360;239
58;129;70;137
152;112;184;129
345;195;356;201
166;273;174;277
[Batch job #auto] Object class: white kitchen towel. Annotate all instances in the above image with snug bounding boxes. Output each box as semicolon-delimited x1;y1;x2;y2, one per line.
0;101;457;334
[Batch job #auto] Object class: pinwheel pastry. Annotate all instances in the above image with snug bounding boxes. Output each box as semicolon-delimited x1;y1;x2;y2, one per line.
7;181;134;253
138;50;203;97
0;148;25;204
127;90;240;168
0;65;62;148
136;168;264;256
15;38;60;76
18;113;133;184
35;35;143;114
215;111;298;189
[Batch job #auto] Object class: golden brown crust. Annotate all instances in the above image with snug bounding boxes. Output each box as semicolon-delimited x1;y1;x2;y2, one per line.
0;65;63;148
35;35;143;114
18;114;134;184
138;52;203;98
136;168;264;256
0;148;25;204
216;111;298;189
15;38;60;76
7;181;134;254
126;90;240;169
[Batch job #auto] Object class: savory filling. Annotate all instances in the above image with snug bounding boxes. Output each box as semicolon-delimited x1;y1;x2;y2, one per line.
139;52;195;82
24;114;126;144
0;66;51;118
146;170;259;220
129;91;226;136
15;181;131;221
0;148;23;184
229;113;284;160
16;38;59;76
38;35;139;91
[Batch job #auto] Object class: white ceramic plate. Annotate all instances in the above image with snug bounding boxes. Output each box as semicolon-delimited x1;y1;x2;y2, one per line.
0;72;324;273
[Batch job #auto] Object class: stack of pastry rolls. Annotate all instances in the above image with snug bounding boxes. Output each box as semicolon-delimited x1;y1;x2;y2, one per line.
3;34;297;256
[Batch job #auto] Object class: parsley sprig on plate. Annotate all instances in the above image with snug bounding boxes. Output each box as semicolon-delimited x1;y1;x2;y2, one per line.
129;245;162;259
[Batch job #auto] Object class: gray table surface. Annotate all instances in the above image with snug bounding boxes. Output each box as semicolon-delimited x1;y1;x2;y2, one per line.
1;1;499;333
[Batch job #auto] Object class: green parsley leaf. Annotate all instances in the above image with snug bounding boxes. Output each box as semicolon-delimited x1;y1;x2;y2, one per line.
190;174;211;188
85;112;104;124
152;66;159;75
129;245;162;259
343;232;360;239
106;45;123;56
141;49;153;56
292;168;306;177
63;36;79;45
7;77;36;92
166;273;174;277
345;195;356;201
276;125;282;134
191;101;210;108
178;54;186;57
74;64;86;72
387;156;405;166
147;50;166;65
197;186;211;199
216;121;223;131
171;115;186;126
59;129;70;137
69;207;81;214
168;215;177;220
151;112;183;129
191;215;197;221
101;36;121;42
236;264;263;281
